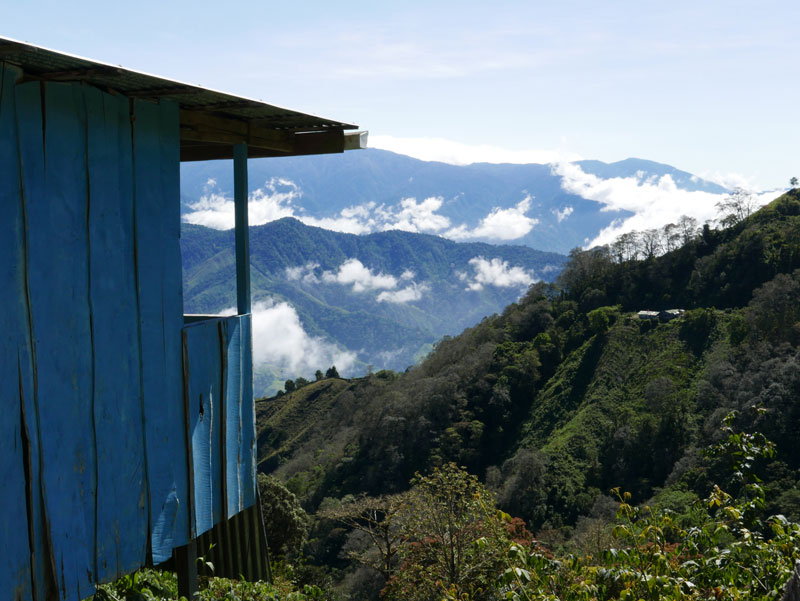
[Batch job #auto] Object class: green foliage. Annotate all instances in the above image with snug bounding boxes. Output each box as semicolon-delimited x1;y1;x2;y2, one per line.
90;569;324;601
253;195;800;597
383;463;530;601
499;418;800;600
258;474;310;558
325;366;340;379
679;307;717;354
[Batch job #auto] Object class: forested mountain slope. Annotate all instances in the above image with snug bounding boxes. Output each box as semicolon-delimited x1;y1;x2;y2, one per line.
182;218;565;389
257;190;800;533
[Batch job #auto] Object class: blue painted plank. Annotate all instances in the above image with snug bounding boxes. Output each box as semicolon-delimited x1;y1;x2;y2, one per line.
223;318;243;517
210;326;223;529
0;63;34;601
14;77;52;601
184;320;222;536
239;314;256;509
85;86;148;582
158;100;189;548
21;81;95;601
133;99;184;563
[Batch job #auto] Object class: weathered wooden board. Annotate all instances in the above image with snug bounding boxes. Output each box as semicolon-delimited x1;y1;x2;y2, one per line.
239;314;257;509
223;318;243;517
13;73;53;601
3;74;258;599
184;319;222;537
85;86;148;582
19;81;96;601
133;99;186;563
0;63;35;601
158;100;190;548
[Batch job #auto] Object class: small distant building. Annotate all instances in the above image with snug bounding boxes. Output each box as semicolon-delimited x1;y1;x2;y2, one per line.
0;36;366;601
637;309;685;322
660;309;685;322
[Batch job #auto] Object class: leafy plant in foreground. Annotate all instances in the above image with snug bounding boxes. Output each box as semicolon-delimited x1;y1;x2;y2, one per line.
498;410;800;600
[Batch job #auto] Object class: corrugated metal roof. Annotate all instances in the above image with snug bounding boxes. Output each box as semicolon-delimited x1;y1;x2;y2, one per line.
0;36;364;160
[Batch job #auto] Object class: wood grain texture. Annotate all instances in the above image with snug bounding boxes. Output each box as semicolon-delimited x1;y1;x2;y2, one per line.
223;318;243;517
158;100;189;549
183;319;220;536
133;99;185;564
85;86;147;582
22;81;95;601
239;314;257;509
0;63;34;601
13;76;53;601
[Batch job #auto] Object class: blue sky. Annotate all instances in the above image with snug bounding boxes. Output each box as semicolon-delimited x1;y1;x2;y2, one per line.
4;0;798;188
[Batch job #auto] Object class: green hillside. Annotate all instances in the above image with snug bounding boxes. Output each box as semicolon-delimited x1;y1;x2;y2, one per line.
181;218;566;391
254;191;800;595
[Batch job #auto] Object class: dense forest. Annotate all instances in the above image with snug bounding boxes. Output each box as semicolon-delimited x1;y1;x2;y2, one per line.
252;190;800;599
93;190;800;600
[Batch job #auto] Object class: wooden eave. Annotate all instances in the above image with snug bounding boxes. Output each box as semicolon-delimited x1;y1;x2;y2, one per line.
0;35;366;161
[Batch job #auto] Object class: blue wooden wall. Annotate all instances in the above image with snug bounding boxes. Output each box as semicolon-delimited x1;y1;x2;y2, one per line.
0;64;256;601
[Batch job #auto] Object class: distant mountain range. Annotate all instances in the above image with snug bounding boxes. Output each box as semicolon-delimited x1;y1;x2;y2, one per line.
180;148;729;254
178;149;733;392
181;219;565;395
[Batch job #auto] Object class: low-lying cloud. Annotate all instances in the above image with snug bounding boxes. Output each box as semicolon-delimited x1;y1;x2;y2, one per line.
286;259;428;304
321;259;397;292
446;196;538;241
376;283;429;304
554;163;782;248
182;180;538;242
248;299;356;376
183;177;299;229
459;256;537;291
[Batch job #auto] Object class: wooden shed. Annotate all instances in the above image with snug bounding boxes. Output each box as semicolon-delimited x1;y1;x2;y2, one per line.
0;36;365;601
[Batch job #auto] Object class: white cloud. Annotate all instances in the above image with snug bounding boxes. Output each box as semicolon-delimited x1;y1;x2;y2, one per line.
460;256;537;291
183;177;300;229
553;206;574;222
321;259;398;292
695;170;751;190
233;299;356;377
445;196;538;241
376;196;452;233
287;259;429;303
370;135;582;166
554;162;781;248
376;283;429;303
285;262;320;284
183;180;537;242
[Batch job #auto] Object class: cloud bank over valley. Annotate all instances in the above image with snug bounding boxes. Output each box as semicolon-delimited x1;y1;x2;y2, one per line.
183;178;540;242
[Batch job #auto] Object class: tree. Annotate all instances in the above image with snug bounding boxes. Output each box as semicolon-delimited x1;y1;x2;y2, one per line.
790;176;798;189
315;370;324;381
383;463;526;601
318;493;408;580
325;365;340;379
677;214;699;244
716;187;757;227
284;379;296;393
640;228;663;259
257;474;309;558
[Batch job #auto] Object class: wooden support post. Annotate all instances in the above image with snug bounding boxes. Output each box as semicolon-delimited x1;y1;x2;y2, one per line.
233;143;250;315
174;539;197;600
